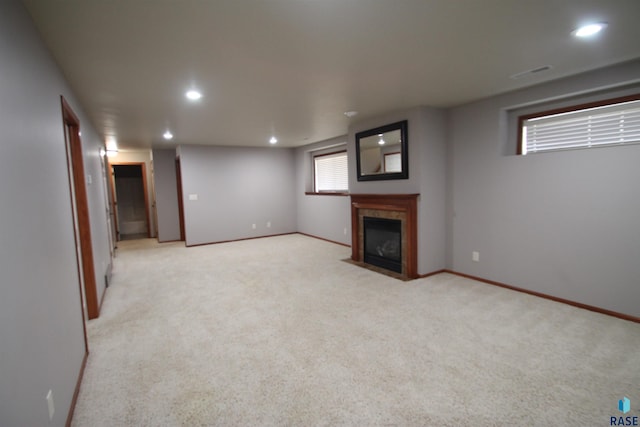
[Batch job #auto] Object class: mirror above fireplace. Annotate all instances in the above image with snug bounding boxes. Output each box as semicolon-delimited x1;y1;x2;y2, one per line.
355;120;408;181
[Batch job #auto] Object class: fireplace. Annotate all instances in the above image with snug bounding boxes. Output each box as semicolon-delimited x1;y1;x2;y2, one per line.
363;217;402;273
350;194;418;279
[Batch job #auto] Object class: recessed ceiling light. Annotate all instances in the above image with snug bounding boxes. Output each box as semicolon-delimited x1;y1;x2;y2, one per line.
269;136;278;144
163;131;173;140
185;90;202;101
573;22;607;38
344;111;358;118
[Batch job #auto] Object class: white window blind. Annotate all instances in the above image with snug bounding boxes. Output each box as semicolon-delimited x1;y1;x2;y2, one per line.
314;151;348;192
521;99;640;154
384;152;401;172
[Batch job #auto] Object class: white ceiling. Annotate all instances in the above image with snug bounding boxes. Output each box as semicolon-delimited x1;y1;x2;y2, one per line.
22;0;640;150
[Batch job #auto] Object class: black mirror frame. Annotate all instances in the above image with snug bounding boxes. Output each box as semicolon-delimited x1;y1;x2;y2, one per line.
355;120;408;181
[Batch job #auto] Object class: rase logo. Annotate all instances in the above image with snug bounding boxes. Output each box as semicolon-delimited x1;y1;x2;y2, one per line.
611;397;638;426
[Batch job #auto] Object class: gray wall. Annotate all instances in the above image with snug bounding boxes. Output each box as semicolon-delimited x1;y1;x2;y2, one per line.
0;1;111;425
348;107;447;275
295;136;351;245
153;149;181;242
179;145;297;246
449;59;640;318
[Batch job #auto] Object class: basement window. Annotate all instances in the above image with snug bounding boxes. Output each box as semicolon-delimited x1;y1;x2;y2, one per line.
518;94;640;155
313;150;348;193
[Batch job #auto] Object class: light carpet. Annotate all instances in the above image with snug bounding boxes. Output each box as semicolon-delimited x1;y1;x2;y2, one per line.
72;234;640;426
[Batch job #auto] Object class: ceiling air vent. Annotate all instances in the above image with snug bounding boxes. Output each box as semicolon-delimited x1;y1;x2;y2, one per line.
509;65;553;80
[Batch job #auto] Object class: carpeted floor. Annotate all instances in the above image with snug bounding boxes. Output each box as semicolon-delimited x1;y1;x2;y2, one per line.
72;234;640;426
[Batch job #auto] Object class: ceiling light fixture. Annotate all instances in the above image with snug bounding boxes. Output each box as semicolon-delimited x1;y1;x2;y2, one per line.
269;136;278;144
105;136;118;151
344;111;358;118
185;89;202;101
163;130;174;140
378;134;385;145
573;22;607;38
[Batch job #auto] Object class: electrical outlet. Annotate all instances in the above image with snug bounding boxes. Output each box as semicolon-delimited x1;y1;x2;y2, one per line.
46;389;55;421
472;251;480;262
267;221;271;228
252;223;256;229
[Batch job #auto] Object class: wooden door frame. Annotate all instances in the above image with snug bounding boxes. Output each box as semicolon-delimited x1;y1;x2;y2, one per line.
61;96;99;321
107;162;120;241
175;156;186;241
102;154;118;254
108;162;152;239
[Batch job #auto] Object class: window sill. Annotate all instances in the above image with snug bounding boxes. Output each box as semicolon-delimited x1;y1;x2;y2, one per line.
305;192;349;197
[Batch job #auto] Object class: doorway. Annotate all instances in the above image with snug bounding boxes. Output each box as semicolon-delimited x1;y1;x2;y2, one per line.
109;163;151;241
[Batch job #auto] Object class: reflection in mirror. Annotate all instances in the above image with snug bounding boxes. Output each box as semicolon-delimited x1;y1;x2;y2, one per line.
355;120;408;181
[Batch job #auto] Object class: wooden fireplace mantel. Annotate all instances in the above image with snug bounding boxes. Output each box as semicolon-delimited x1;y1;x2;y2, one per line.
350;194;419;279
